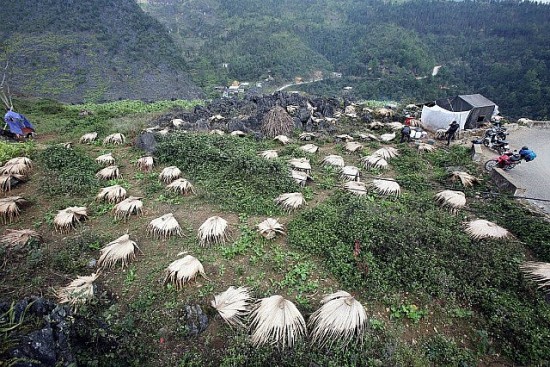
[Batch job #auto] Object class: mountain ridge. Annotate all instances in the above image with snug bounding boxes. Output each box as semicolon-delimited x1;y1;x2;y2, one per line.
0;0;203;103
140;0;550;119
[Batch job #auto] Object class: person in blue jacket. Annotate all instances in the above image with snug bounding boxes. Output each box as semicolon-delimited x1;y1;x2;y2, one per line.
519;146;537;162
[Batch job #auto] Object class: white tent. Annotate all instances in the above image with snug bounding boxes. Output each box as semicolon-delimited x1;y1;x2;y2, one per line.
420;105;470;131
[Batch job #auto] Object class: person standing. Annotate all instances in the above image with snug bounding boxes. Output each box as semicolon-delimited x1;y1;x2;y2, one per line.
400;125;411;143
446;121;460;146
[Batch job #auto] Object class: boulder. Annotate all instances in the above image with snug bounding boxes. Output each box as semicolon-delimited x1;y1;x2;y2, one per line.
180;305;208;337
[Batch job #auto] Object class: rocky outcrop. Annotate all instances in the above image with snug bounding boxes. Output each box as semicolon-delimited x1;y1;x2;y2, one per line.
0;297;74;366
148;92;342;135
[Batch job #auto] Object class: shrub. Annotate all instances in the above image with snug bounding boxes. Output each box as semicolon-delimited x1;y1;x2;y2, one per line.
38;145;100;197
155;133;297;214
0;141;35;165
423;335;476;366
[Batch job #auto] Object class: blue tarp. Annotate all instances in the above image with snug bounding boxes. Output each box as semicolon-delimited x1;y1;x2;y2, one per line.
4;110;35;135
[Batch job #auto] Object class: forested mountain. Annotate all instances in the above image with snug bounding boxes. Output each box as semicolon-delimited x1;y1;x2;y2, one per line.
0;0;202;103
0;0;548;117
140;0;550;119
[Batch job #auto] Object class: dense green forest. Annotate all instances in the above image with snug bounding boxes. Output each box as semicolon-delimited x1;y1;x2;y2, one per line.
141;0;550;119
0;0;548;118
0;0;202;102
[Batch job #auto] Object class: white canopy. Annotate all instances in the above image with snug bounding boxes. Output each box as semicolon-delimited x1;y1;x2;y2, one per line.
420;105;470;131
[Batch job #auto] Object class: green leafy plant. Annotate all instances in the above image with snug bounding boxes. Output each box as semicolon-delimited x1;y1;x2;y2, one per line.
390;303;427;324
155;133;297;215
38;145;100;197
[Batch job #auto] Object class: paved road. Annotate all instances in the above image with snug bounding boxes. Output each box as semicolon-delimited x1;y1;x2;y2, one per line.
505;126;550;214
277;78;324;92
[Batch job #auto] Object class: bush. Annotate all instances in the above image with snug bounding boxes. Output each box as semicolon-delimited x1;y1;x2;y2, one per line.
155;133;297;214
423;335;476;367
287;191;550;364
0;141;35;165
471;197;550;262
38;145;100;197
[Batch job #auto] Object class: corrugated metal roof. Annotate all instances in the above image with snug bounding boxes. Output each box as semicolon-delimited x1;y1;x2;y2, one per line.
458;94;495;107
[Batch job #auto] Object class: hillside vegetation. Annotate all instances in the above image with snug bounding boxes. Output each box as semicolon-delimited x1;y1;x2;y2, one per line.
141;0;550;119
1;97;549;366
0;0;202;103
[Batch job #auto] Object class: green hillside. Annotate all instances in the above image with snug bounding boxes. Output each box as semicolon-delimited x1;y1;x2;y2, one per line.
140;0;550;119
1;97;549;366
0;0;202;103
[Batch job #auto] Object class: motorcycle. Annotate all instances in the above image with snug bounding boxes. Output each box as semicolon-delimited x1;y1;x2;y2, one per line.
484;151;523;171
483;124;508;144
483;138;510;155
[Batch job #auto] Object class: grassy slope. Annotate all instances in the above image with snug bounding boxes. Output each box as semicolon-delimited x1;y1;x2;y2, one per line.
1;98;549;366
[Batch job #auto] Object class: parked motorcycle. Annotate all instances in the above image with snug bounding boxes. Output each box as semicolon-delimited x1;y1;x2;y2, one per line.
483;138;510;155
484;151;523;171
483;124;508;143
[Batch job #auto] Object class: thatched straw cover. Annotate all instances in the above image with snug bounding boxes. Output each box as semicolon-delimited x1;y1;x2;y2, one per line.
362;155;389;170
96;165;121;180
299;132;316;141
274;135;290;145
344;181;367;196
103;133;125;145
451;171;478;188
274;193;306;212
163;255;206;290
340;166;360;181
370;179;401;196
4;157;32;169
322;155;345;168
373;147;399;160
198;216;230;246
465;219;510;240
211;286;253;327
159;166;182;183
291;170;311;187
0;162;31;176
308;291;368;348
0;174;25;192
344;142;363;153
358;133;379;141
79;132;97;144
96;185;127;203
0;229;42;250
261;106;294;138
136;156;154;172
335;134;354;142
288;158;311;173
250;295;306;349
259;150;279;159
56;273;99;308
520;262;550;291
417;143;435;152
435;190;466;212
54;206;88;233
95;153;115;166
0;196;28;224
210;129;225;135
300;144;319;154
167;178;195;195
113;196;143;220
230;130;246;137
380;132;396;142
147;213;183;239
257;218;285;240
97;234;141;270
